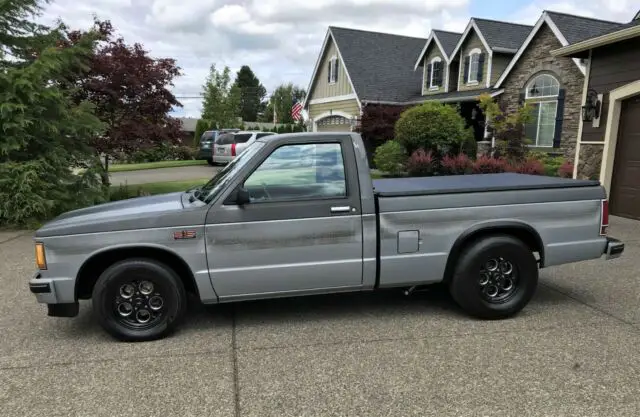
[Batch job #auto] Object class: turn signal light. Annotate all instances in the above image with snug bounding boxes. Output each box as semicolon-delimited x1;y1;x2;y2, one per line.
35;243;47;270
231;143;237;157
600;199;609;236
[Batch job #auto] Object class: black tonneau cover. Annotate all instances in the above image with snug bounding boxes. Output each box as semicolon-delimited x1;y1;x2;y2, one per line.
373;173;600;197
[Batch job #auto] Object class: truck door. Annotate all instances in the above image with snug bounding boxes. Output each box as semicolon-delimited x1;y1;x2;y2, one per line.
204;137;364;300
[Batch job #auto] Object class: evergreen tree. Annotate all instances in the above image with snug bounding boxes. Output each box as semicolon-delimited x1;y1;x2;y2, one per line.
0;0;106;226
232;65;266;122
200;64;242;129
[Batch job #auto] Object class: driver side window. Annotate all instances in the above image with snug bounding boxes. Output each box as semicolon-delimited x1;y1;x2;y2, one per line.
244;143;347;202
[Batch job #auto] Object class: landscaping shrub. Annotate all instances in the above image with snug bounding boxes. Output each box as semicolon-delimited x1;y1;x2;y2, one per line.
407;149;436;177
395;102;473;155
173;146;196;160
558;161;574;178
509;158;544;175
373;140;406;176
440;153;474;175
473;156;509;174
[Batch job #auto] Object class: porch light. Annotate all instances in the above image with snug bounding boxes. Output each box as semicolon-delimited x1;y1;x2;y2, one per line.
582;89;601;122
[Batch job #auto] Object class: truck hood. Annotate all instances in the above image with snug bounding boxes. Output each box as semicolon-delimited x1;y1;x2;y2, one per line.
35;192;196;238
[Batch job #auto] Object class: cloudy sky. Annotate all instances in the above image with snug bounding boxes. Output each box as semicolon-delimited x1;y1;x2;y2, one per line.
40;0;638;118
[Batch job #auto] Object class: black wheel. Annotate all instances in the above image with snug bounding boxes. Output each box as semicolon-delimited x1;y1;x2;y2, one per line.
92;258;187;342
449;235;538;320
207;158;215;166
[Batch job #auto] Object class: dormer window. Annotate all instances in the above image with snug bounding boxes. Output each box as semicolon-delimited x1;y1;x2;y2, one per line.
327;56;339;84
465;48;484;85
428;57;443;89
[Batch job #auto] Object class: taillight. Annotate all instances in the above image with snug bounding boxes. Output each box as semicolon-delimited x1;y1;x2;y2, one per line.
600;199;609;236
231;143;236;157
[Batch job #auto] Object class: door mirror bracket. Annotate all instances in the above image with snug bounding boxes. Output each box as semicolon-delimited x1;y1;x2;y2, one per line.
224;186;251;206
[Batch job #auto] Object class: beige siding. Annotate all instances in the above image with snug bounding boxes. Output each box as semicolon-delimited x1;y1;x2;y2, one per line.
490;53;513;85
457;31;489;92
422;46;446;95
309;99;360;120
317;123;351;132
308;38;353;100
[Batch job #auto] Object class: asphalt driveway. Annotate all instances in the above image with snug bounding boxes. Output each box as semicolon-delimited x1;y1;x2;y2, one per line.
109;165;218;185
1;217;639;416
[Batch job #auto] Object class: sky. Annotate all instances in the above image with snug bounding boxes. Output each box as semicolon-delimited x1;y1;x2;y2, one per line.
39;0;639;118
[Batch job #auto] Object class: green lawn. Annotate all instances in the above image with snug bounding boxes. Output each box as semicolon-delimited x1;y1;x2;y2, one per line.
110;178;210;200
109;159;207;173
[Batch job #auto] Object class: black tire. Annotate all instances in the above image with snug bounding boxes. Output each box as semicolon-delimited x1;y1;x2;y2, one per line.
449;234;538;320
207;158;215;166
92;258;187;342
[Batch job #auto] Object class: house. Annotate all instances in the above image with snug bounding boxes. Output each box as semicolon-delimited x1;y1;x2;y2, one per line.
177;117;198;142
551;13;640;220
493;12;620;157
415;18;533;141
302;27;426;132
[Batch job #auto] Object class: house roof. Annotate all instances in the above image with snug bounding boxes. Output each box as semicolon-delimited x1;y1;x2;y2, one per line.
551;17;640;57
328;26;427;103
432;30;462;57
473;18;533;52
177;117;198;132
544;11;621;44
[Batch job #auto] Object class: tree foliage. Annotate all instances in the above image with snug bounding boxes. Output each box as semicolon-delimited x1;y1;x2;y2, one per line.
0;1;106;226
262;83;306;125
395;102;473;156
200;64;243;130
63;19;183;180
232;65;266;122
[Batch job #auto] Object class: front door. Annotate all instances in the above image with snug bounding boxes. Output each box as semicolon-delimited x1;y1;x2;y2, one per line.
205;137;364;300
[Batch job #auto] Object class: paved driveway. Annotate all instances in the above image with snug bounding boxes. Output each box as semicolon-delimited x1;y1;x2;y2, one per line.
1;217;639;416
109;165;218;186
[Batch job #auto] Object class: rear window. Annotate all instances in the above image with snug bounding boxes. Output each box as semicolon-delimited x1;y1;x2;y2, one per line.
216;133;236;145
201;131;216;142
233;133;253;143
256;133;274;139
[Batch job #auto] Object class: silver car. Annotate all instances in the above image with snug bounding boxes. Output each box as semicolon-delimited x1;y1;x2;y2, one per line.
212;131;276;164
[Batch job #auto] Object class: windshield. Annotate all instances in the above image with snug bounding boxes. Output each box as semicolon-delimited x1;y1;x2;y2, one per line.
194;141;265;203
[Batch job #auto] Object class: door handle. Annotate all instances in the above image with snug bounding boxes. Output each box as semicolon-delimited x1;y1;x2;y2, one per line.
331;206;352;214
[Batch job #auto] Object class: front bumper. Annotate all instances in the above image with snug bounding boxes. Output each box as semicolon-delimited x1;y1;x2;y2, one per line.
604;237;625;260
29;272;79;317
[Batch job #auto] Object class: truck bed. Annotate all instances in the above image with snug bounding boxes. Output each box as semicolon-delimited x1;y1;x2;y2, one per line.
372;173;600;197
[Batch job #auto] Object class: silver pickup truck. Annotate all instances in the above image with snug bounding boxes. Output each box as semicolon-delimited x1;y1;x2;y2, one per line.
29;132;624;341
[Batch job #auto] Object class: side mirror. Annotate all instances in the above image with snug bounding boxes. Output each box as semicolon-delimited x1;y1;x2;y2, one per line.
235;187;251;206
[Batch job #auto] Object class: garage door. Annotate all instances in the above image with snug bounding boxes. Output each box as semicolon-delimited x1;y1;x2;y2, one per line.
610;95;640;220
316;115;352;132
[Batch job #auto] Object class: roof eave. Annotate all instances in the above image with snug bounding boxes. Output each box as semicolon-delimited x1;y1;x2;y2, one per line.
492;47;518;53
551;24;640;56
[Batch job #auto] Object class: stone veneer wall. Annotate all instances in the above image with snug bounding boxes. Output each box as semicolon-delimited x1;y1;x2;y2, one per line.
499;24;584;161
576;144;604;180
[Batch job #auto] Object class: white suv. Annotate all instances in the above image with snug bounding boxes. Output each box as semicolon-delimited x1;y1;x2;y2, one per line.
211;131;277;164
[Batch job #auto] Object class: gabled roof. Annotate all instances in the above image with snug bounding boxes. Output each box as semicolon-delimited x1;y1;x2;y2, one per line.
414;30;461;69
495;11;623;88
304;26;427;106
450;18;533;59
551;17;640;57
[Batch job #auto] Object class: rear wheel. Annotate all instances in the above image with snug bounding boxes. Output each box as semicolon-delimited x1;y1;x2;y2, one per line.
92;258;187;342
449;235;538;319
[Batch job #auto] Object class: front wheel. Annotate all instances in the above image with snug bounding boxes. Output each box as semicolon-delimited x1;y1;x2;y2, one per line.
449;235;538;320
92;258;187;342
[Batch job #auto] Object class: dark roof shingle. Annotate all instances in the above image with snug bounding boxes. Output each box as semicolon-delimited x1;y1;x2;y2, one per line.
473;18;533;51
432;30;461;57
545;11;622;44
329;26;427;103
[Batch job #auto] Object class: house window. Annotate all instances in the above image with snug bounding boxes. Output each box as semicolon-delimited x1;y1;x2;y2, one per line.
467;48;481;84
327;56;339;84
429;57;442;89
524;74;561;147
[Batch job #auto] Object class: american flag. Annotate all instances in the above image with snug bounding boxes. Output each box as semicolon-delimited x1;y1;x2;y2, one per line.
291;99;303;121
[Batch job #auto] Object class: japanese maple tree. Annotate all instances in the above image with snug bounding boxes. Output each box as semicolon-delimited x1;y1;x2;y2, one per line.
65;20;183;183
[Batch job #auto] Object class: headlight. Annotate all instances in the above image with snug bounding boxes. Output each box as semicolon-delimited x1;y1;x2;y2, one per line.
35;242;47;270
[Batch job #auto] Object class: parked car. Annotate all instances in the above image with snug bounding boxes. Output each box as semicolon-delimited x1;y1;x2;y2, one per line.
211;131;276;165
29;132;625;342
196;128;241;165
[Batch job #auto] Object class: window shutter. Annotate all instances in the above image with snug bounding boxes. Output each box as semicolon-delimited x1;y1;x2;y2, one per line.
334;58;339;82
426;63;432;87
553;88;566;148
327;61;332;83
477;53;485;82
463;56;470;83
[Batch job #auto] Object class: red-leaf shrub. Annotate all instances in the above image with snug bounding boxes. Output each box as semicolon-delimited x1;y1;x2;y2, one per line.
440;153;473;175
557;161;574;178
509;158;544;175
473;156;509;174
407;149;436;177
